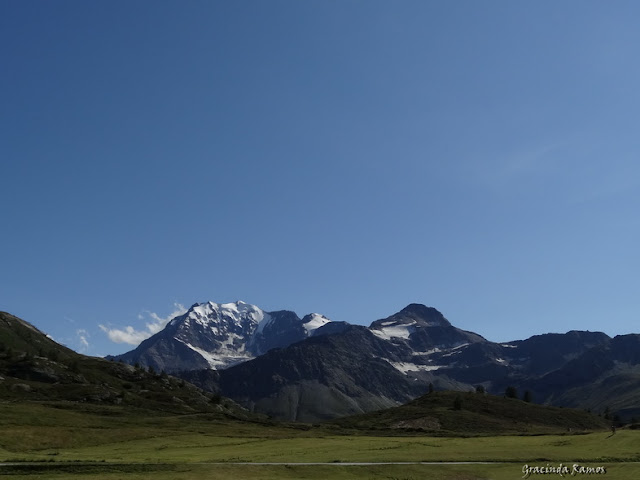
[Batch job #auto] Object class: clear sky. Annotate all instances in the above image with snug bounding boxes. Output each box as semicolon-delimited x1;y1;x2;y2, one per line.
2;1;639;356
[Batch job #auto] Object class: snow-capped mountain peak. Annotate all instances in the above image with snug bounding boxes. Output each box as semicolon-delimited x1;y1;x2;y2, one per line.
301;313;332;335
117;301;333;372
185;300;265;324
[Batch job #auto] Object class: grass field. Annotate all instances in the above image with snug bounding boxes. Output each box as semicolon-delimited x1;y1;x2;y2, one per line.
1;402;639;479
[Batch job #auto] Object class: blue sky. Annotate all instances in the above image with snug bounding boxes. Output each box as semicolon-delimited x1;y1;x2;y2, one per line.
2;1;639;356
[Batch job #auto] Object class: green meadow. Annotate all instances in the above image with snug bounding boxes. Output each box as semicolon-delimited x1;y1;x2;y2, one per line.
1;402;638;479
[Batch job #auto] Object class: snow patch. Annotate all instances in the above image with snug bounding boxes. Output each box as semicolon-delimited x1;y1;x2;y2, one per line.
439;343;469;357
302;313;331;335
255;312;273;334
178;339;253;370
386;360;444;373
441;351;459;357
371;324;415;340
411;348;442;356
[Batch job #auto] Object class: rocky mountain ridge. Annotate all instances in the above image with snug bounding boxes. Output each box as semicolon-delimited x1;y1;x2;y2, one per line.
110;301;640;422
110;301;332;372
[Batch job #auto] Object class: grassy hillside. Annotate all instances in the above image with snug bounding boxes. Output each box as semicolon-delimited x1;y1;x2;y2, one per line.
332;390;611;435
0;311;262;419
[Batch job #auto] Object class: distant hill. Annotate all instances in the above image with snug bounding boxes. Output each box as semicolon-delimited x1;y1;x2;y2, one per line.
0;311;259;420
331;390;611;435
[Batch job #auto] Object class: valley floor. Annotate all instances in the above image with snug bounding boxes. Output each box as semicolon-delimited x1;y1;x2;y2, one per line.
0;403;638;479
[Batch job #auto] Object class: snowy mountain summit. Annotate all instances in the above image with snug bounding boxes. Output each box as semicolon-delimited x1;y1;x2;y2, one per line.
169;301;269;369
113;301;333;372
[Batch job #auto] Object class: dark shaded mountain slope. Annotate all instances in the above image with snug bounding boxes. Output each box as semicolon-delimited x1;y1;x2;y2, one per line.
204;323;471;422
523;334;640;419
0;312;256;419
218;325;422;422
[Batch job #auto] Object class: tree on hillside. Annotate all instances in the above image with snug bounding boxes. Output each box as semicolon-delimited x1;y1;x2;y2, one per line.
505;386;518;399
453;395;463;410
428;383;434;394
475;385;485;394
523;390;533;403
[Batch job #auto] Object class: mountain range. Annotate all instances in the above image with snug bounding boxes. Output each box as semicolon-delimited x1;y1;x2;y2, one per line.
110;301;640;422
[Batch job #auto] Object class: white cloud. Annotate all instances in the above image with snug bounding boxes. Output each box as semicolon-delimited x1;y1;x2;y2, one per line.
99;303;187;346
76;329;90;353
